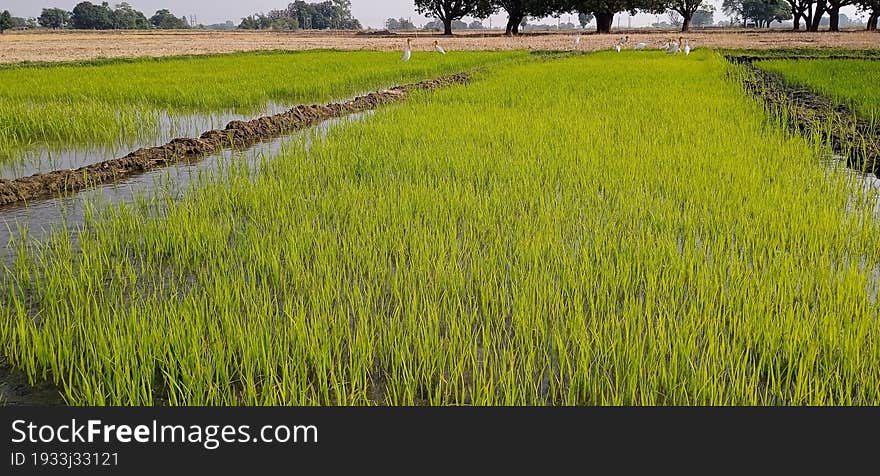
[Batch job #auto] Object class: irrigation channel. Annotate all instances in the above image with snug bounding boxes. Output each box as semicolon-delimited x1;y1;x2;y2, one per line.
0;74;470;404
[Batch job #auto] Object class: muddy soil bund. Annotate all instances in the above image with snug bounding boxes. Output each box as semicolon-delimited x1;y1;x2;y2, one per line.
730;56;880;176
0;73;468;207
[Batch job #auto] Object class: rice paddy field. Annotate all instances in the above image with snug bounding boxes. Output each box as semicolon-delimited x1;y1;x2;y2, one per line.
757;59;880;124
2;47;880;406
0;50;524;163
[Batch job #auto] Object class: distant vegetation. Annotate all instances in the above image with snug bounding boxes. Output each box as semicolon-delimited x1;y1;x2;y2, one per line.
239;1;361;31
33;2;190;30
412;0;879;34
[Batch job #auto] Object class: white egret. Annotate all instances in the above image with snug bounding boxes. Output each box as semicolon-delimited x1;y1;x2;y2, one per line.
575;33;581;47
634;42;647;50
434;40;446;55
402;39;412;62
614;35;628;53
666;38;679;54
684;39;691;55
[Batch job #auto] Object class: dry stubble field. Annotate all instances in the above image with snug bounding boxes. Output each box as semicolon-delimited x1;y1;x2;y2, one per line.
0;29;878;64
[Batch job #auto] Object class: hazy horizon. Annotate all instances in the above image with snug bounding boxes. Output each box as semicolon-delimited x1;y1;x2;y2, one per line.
1;0;865;29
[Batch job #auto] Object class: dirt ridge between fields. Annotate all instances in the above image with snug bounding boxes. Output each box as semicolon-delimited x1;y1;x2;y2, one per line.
0;73;469;207
731;57;880;175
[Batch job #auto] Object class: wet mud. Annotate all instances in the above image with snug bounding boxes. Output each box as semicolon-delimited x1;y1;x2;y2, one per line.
0;73;469;207
730;56;880;175
0;357;65;406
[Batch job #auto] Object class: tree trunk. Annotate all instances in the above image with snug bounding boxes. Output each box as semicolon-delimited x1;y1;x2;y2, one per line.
681;14;691;32
809;1;826;31
792;11;801;30
595;13;613;34
868;12;878;31
507;14;523;35
443;18;453;36
828;7;840;31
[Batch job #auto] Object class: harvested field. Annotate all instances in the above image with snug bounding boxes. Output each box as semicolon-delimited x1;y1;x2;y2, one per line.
0;29;878;64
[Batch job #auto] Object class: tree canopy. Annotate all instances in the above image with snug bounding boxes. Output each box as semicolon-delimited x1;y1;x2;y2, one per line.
0;11;12;33
149;9;189;29
71;2;113;30
414;0;494;35
241;1;360;31
38;8;71;29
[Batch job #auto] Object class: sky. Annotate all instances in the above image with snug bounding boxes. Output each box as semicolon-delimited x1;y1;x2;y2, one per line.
1;0;865;28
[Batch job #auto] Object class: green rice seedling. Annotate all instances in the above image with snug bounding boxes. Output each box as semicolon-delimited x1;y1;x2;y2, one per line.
757;59;880;126
2;50;880;406
0;50;527;164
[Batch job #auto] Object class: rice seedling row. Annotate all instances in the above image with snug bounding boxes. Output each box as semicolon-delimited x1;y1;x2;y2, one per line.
756;59;880;126
0;50;526;165
0;74;470;207
734;59;880;176
3;51;880;406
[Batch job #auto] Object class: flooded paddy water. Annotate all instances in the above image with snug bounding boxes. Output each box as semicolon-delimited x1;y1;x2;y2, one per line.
0;111;372;405
0;103;291;181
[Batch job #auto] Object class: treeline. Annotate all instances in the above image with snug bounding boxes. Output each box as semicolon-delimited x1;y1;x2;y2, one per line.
412;0;879;34
239;1;361;31
0;2;189;31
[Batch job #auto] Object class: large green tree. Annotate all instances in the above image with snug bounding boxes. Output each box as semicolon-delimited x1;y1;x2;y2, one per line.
493;0;562;35
665;0;712;31
414;0;493;35
578;11;595;26
724;0;794;28
859;0;879;30
286;1;361;30
826;0;853;30
743;0;792;27
71;2;114;30
0;10;12;34
783;0;812;30
150;9;189;29
111;2;150;30
691;6;714;26
565;0;662;33
38;8;71;29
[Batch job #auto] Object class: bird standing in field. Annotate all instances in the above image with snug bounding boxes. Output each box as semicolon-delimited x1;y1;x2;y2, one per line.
434;40;446;55
575;33;581;47
666;38;680;54
684;39;691;55
634;42;647;50
402;38;412;62
614;35;628;53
